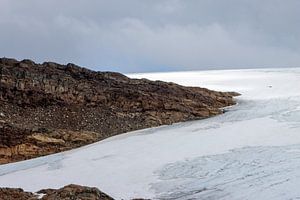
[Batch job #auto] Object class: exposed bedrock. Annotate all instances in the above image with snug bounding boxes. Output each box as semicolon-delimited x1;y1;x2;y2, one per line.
0;184;114;200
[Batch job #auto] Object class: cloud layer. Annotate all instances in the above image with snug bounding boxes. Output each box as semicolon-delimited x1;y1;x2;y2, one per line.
1;0;300;72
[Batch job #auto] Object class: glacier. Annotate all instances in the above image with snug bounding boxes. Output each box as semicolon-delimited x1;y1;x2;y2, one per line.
1;68;300;199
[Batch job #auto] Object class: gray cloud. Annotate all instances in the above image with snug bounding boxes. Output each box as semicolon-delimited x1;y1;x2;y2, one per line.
1;0;300;72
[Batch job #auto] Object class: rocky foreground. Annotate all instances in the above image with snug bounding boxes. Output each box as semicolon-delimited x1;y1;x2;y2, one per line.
0;184;115;200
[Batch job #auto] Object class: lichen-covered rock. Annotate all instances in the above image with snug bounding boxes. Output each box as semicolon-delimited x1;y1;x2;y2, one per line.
0;121;102;164
0;58;239;164
0;184;114;200
0;188;37;200
38;184;114;200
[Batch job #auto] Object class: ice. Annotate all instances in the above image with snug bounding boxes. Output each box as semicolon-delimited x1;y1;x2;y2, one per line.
153;145;300;200
1;68;300;199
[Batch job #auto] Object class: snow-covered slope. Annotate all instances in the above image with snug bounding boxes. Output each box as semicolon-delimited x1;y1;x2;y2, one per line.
1;68;300;199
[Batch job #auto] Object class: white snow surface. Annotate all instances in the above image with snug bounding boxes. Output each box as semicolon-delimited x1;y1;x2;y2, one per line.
1;68;300;199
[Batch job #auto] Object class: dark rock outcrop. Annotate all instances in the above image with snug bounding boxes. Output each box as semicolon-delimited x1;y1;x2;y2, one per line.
0;184;114;200
0;58;239;164
0;188;35;200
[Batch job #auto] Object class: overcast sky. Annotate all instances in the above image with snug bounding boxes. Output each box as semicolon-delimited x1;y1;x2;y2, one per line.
1;0;300;72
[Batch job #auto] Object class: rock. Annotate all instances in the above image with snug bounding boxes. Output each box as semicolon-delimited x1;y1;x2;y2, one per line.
0;188;37;200
0;57;239;164
0;185;114;200
38;184;114;200
0;113;4;117
29;134;65;145
0;123;102;164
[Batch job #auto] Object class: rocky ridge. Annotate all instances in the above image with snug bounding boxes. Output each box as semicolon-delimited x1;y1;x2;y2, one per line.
0;57;239;164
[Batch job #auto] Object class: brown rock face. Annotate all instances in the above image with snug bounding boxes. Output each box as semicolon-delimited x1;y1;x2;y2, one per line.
38;184;114;200
0;184;114;200
0;188;36;200
0;122;102;164
0;58;239;164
